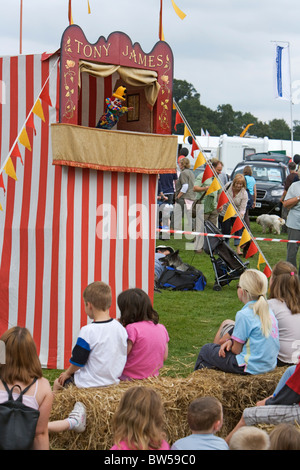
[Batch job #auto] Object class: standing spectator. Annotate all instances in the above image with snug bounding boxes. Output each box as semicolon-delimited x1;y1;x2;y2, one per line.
174;157;195;233
218;174;248;255
193;159;223;253
282;179;300;274
243;165;257;229
280;161;299;230
158;172;177;237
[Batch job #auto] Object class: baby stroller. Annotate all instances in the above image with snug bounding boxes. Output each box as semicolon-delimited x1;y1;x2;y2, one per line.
203;220;249;291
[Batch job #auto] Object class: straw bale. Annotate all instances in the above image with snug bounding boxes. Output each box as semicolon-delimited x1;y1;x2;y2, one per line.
49;367;287;450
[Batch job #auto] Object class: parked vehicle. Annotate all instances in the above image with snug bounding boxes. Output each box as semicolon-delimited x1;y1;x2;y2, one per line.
230;160;289;216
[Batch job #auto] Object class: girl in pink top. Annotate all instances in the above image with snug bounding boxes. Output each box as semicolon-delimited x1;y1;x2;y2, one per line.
110;386;170;450
118;288;169;380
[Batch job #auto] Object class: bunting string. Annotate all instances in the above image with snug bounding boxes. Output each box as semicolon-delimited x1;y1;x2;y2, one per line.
0;57;59;199
173;99;272;274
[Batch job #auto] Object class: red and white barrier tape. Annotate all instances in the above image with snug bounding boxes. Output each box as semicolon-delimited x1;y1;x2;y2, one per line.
157;228;300;244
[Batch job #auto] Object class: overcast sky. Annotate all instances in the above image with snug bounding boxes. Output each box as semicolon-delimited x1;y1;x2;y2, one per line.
1;0;300;130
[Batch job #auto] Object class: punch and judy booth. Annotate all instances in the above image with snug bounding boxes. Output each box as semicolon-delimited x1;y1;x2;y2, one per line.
0;26;177;368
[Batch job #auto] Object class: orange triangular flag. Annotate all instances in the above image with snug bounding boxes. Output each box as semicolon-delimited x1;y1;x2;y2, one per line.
257;252;265;269
217;191;229;209
183;125;191;142
223;204;236;221
32;99;45;122
206;177;221;195
40;86;52;107
0;172;5;193
4;157;17;181
263;265;272;278
194;151;206;170
174;111;183;130
202;164;214;182
245;241;258;259
231;217;244;234
26;113;36;135
87;0;91;14
0;202;3;211
18;128;31;151
191;139;199;157
239;229;251;247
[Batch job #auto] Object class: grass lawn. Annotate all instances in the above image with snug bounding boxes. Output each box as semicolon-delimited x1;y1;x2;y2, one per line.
43;220;289;384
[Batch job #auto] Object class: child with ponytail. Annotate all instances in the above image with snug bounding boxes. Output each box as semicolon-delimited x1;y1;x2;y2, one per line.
195;269;280;375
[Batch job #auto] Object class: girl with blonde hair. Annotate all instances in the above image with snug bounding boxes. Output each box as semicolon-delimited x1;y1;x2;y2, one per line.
195;269;280;374
268;260;300;366
110;386;170;450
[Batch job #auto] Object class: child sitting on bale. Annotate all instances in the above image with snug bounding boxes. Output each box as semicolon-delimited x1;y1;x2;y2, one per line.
194;269;280;375
118;288;169;381
171;396;229;450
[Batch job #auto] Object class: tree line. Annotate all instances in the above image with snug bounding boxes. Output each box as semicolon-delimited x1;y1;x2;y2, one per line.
172;79;300;140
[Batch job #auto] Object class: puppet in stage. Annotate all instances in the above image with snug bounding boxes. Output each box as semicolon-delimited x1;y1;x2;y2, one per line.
96;86;133;130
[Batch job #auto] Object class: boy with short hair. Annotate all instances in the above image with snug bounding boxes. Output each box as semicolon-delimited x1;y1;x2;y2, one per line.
171;396;229;450
53;281;128;390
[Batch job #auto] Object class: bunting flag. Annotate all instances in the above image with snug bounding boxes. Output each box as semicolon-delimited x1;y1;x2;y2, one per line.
193;151;206;170
0;202;2;211
26;113;36;135
4;157;17;181
223;204;236;221
40;86;52;107
191;139;199;157
11;143;23;165
18;127;31;151
183;124;191;142
257;252;266;269
231;216;243;234
32;99;45;122
0;173;5;193
87;0;91;14
263;265;272;278
245;241;258;259
174;110;183;130
206;177;221;195
201;164;214;182
217;190;228;209
239;228;251;247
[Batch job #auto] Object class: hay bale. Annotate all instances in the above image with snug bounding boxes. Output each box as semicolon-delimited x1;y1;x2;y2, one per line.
49;367;286;450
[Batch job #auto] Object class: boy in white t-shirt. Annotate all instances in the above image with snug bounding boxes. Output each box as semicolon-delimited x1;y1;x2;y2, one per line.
48;282;128;434
53;281;128;390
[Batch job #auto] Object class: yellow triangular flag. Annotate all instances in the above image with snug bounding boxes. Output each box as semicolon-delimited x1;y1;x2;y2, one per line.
18;128;31;151
239;229;251;247
171;0;186;20
4;157;17;181
206;177;221;195
223;204;236;221
0;202;3;211
257;252;266;269
194;152;206;170
32;99;45;122
183;125;191;142
87;0;91;13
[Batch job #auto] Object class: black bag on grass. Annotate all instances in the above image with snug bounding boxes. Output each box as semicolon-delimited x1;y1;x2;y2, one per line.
158;266;206;291
0;377;40;450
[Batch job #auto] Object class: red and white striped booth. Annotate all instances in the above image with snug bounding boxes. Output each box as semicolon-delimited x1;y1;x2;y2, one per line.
0;26;177;369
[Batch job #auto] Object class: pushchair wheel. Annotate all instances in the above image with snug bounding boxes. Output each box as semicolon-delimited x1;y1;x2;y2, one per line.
213;283;222;291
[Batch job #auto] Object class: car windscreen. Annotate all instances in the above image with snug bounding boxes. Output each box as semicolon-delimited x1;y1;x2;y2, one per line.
233;165;284;183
